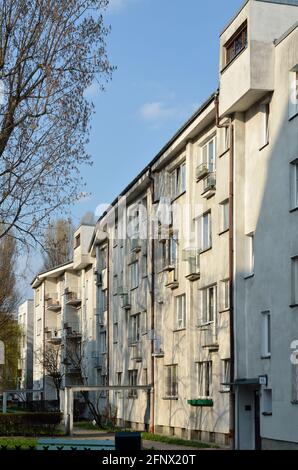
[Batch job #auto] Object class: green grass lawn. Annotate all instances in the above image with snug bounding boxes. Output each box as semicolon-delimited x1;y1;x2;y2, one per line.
74;422;217;448
0;437;38;449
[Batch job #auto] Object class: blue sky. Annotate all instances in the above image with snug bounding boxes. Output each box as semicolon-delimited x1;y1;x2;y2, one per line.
74;0;244;225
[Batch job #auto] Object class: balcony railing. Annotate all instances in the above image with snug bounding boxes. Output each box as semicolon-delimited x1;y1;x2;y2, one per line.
183;249;201;281
94;354;107;373
46;293;61;311
121;293;131;310
130;237;142;253
202;173;216;197
131;342;142;362
63;321;81;339
45;328;62;343
65;290;81;306
165;269;179;290
196;163;211;181
199;323;218;351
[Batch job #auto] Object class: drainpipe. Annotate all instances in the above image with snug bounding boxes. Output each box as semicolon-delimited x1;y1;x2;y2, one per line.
148;168;155;434
214;92;235;449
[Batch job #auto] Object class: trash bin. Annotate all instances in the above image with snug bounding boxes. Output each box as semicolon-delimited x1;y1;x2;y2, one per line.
115;432;142;451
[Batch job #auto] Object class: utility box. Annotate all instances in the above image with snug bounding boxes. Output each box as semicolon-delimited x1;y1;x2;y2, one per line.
115;432;142;452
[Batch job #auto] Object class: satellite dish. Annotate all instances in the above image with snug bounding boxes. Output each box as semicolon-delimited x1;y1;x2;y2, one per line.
0;340;4;365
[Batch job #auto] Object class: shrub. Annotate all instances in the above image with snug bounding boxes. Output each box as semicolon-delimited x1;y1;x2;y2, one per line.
0;412;62;436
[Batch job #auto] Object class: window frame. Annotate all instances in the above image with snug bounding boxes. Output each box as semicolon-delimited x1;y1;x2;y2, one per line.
171;161;186;200
175;294;186;330
129;313;141;344
130;261;139;290
199;284;217;325
220;199;229;233
261;311;271;359
224;21;248;67
290;159;298;211
289;69;298;120
221;279;230;311
165;364;178;398
199;136;216;173
221;359;231;392
197;361;213;398
291;256;298;306
128;369;138;398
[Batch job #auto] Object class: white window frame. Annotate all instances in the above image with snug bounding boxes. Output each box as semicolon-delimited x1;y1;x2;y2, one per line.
197;212;212;252
221;279;230;311
130;314;140;344
290;160;298;210
289;69;298;120
130;261;139;290
220;199;229;233
171;161;186;200
291;257;298;306
261;311;271;359
113;322;118;343
165;365;178;398
259;101;270;149
200;136;216;172
128;369;138;398
198;361;212;398
221;359;230;392
175;294;186;330
246;233;255;276
199;285;217;325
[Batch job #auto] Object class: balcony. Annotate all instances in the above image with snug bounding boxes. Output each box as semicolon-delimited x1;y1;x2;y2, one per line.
65;289;81;307
196;163;210;181
152;337;164;358
63;321;82;340
121;293;131;310
46;293;61;312
131;238;142;253
202;173;216;199
45;328;62;344
131;342;142;363
165;269;179;290
183;249;200;282
199;324;219;351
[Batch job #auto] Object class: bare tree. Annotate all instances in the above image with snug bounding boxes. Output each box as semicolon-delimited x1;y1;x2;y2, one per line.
42;218;74;270
0;230;20;328
37;344;64;409
0;0;113;245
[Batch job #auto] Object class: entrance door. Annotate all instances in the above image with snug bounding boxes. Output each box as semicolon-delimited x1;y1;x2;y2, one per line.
254;391;261;450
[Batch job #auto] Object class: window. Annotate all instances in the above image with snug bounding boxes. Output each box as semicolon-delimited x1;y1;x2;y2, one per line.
290;160;298;210
225;22;247;66
247;233;254;275
113;224;118;247
175;294;186;330
165;365;178;398
224;126;230;152
162;232;178;271
261;311;271;358
75;234;81;248
198;361;212;398
197;212;212;252
117;372;122;386
220;200;229;233
259;101;270;149
141;254;148;278
35;289;40;307
130;261;139;290
221;279;230;311
36;318;41;335
221;359;230;392
100;331;107;354
262;389;272;415
128;369;138;398
143;368;148;385
141;310;148;335
113;322;118;343
129;314;140;344
200;137;216;173
291;257;298;305
199;285;217;325
171;161;186;199
289;69;298;119
113;274;118;296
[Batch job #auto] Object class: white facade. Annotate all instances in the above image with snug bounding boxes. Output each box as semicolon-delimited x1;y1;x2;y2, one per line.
18;300;34;390
31;0;298;449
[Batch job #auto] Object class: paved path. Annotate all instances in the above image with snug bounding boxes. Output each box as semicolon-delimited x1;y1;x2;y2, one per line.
71;427;211;451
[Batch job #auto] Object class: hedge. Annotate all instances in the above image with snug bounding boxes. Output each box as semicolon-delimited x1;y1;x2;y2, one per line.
0;412;62;436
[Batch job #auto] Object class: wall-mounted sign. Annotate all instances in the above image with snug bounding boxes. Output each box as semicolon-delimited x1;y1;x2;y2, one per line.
259;375;268;386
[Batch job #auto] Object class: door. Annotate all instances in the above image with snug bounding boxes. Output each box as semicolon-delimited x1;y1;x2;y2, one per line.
254;390;261;450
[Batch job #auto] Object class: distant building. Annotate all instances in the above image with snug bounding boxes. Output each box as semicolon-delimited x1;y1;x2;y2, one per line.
18;300;34;390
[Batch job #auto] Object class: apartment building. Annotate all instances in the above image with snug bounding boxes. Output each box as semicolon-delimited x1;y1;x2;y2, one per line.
31;0;298;449
31;224;96;402
18;300;34;390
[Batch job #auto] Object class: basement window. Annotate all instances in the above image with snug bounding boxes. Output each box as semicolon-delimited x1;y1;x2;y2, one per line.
225;21;247;66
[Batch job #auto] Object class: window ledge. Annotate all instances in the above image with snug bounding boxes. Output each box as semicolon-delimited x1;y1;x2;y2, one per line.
259;142;269;152
218;228;229;236
173;328;186;333
289;304;298;308
218;148;230;159
197;322;214;329
289;112;298;122
171;191;186;204
291;400;298;405
199;247;212;255
130;286;139;292
220;45;248;74
244;273;255;280
219;390;230;394
163;397;179;401
290;207;298;213
261;355;271;360
219;308;230;314
262;412;272;416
